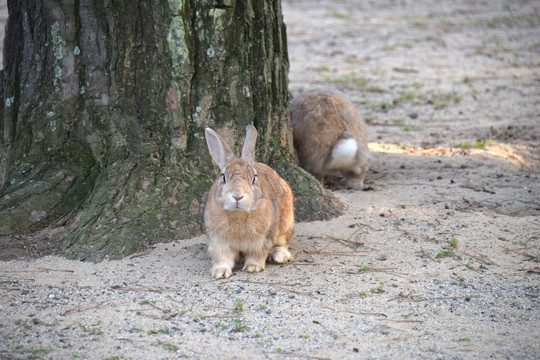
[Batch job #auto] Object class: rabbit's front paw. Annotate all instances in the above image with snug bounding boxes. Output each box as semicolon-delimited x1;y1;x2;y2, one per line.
243;257;265;273
269;246;292;263
212;265;233;279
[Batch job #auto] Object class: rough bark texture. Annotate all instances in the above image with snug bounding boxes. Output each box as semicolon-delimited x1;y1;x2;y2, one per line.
0;0;342;261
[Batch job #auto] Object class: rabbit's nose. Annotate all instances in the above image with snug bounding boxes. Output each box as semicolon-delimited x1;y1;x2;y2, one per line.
233;195;244;209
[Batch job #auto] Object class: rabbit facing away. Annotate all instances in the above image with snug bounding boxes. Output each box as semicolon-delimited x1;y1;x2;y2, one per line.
203;125;295;279
289;90;369;188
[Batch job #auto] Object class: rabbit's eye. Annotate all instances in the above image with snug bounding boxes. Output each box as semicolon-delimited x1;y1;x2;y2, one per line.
221;174;226;183
252;174;257;184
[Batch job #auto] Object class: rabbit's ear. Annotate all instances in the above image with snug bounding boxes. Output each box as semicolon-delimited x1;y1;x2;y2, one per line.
205;128;235;171
241;125;258;162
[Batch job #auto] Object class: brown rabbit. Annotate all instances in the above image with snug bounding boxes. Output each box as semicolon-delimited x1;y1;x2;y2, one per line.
289;90;369;188
203;125;295;279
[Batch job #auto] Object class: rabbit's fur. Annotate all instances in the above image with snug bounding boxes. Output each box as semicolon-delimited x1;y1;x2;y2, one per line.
290;90;369;188
204;125;294;279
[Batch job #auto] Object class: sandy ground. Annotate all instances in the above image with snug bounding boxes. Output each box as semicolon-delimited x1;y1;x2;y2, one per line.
1;0;539;359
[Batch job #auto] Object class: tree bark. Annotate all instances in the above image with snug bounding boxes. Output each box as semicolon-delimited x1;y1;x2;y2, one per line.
0;0;342;261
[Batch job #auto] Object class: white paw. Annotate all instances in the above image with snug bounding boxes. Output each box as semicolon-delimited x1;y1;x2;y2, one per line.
269;247;292;263
212;265;233;279
243;263;265;273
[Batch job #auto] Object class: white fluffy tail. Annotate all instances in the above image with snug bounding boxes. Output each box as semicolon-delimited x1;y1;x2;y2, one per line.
327;138;357;170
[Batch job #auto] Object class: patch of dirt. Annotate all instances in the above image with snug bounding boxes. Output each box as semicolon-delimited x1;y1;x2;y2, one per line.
1;0;539;359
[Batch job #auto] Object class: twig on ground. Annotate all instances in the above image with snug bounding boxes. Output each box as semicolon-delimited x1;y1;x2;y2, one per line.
347;265;407;277
111;285;163;293
162;310;186;320
304;250;368;256
0;286;20;291
134;312;165;320
22;300;64;305
275;285;312;296
128;246;156;259
524;253;539;262
347;266;395;274
459;184;496;194
389;293;481;302
325;306;387;317
231;279;312;296
458;249;496;266
200;313;238;319
368;121;405;127
504;246;534;253
386;333;427;343
61;300;106;316
362;223;386;232
325;235;367;249
235;279;306;287
288;261;322;266
393;67;419;73
376;318;424;323
0;275;36;282
36;268;75;273
503;246;538;261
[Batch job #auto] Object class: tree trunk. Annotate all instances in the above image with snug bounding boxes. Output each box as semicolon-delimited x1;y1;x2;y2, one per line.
0;0;342;261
